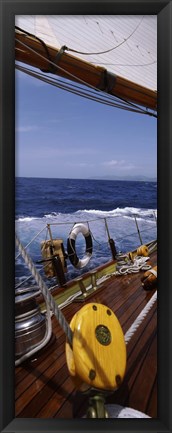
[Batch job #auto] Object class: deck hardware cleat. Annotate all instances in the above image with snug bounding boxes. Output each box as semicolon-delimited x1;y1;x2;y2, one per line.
90;269;97;290
73;276;89;302
74;269;103;302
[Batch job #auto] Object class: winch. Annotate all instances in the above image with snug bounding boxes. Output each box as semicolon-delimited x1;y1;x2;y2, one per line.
15;287;46;357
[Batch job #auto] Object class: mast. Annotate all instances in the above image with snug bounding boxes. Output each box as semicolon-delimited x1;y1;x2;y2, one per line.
15;29;157;111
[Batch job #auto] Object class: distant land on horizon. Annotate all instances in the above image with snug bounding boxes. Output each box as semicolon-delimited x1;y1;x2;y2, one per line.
90;175;157;182
16;175;157;182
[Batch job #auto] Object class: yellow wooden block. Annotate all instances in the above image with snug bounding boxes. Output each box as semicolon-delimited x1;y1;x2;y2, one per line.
66;303;126;391
41;239;66;277
137;245;149;257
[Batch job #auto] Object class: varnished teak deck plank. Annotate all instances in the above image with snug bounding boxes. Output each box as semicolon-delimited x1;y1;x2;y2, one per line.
15;250;157;418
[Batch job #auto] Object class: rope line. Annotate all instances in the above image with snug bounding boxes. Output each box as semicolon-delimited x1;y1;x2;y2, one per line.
15;233;73;347
91;60;157;67
15;64;150;116
66;16;145;56
124;290;157;344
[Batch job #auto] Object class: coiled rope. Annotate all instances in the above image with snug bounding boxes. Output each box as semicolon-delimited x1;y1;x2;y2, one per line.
124;290;157;344
15;233;73;347
114;256;151;276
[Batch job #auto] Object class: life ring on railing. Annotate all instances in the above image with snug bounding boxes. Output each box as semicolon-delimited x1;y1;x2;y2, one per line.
67;223;93;269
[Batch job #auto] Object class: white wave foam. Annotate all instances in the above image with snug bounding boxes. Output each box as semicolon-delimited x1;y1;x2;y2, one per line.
16;207;157;223
44;213;59;219
16;216;39;222
76;207;157;219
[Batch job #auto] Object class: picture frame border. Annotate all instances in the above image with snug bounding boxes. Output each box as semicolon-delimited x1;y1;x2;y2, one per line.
0;0;172;432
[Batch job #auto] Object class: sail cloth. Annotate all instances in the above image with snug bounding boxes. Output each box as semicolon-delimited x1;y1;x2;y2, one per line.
15;15;157;112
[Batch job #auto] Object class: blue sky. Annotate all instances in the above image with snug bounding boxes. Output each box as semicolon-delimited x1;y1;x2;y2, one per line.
15;69;157;180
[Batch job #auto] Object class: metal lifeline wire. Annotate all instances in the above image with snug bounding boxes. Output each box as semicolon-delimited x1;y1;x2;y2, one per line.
46;217;157;251
15;214;157;273
15;224;48;260
38;212;157;226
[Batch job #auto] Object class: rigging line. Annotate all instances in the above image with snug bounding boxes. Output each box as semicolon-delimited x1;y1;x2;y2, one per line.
16;67;144;114
15;224;47;260
66;16;145;56
113;224;157;243
16;63;128;104
16;63;156;117
16;65;146;115
15;260;51;289
15;67;130;112
15;64;153;116
91;60;157;67
15;274;33;289
15;36;154;116
15;66;139;113
15;25;52;63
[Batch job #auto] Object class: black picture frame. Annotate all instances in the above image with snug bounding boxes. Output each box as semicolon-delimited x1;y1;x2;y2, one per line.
0;1;172;432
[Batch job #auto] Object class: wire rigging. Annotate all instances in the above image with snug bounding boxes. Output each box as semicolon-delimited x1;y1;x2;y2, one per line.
16;64;151;115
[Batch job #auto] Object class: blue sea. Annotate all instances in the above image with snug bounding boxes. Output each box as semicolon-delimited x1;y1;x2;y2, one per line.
15;177;157;288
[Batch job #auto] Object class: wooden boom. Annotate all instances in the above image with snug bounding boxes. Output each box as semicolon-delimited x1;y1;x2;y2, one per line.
15;30;157;111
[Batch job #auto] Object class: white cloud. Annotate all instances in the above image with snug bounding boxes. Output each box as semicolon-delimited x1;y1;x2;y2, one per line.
103;159;125;166
15;125;39;132
120;163;135;170
65;161;95;168
102;159;135;170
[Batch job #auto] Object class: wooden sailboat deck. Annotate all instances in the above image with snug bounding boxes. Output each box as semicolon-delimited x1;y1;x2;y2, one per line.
15;249;157;419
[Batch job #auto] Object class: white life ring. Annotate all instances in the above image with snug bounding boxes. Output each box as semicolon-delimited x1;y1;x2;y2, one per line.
67;223;93;269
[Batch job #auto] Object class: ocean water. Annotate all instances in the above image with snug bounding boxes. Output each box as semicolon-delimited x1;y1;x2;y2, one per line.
15;177;157;288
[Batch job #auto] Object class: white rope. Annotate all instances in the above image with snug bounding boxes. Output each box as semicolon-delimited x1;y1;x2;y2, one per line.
114;256;152;276
124;290;157;344
148;268;157;277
